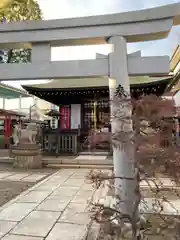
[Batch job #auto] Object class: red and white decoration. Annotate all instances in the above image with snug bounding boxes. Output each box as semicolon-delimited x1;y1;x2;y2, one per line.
60;105;70;129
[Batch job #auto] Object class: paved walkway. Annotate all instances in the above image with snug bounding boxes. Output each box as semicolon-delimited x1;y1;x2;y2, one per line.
0;169;100;240
1;167;180;239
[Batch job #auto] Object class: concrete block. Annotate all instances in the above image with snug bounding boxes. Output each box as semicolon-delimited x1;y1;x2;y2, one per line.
17;191;50;203
0;221;17;238
5;173;31;181
46;222;87;240
1;235;43;240
61;178;85;187
22;174;47;182
0;172;14;180
48;187;79;201
0;203;37;221
11;211;61;237
59;212;91;225
36;199;69;212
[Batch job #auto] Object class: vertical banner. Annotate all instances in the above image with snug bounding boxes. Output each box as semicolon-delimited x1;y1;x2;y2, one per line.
60;105;70;129
71;104;81;129
4;116;11;147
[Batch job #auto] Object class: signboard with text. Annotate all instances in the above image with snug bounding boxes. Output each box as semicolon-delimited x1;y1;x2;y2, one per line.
60;105;70;129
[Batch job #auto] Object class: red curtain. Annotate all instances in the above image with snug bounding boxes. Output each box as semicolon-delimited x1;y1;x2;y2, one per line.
60;106;70;129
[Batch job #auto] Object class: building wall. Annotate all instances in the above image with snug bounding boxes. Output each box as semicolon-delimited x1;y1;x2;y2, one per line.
0;97;52;111
174;91;180;107
0;96;59;124
0;97;33;110
0;96;54;121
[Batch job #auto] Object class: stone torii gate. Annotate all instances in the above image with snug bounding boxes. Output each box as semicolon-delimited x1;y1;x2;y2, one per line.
0;3;180;220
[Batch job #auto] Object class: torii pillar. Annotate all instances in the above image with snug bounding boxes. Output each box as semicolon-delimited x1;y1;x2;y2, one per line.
108;36;135;217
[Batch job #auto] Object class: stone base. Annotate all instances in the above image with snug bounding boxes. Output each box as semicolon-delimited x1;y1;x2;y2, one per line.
12;143;42;169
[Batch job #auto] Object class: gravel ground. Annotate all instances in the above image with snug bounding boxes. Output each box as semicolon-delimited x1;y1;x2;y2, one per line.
0;163;57;207
0;180;33;207
0;163;56;174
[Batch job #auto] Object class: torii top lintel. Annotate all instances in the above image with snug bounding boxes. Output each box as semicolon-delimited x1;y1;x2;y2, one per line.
0;3;179;48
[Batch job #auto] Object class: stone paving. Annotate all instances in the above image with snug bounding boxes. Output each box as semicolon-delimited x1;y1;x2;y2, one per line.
75;155;107;160
140;198;180;215
140;178;177;189
140;178;180;214
1;167;180;239
0;169;100;240
0;172;49;183
104;177;180;216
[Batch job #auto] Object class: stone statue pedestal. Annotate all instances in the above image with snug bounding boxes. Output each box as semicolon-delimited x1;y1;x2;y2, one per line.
12;143;42;169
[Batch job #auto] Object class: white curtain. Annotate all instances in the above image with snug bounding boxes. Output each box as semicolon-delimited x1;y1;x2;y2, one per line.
71;104;81;129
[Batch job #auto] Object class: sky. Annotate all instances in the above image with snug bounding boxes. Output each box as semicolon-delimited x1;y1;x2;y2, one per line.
3;0;180;89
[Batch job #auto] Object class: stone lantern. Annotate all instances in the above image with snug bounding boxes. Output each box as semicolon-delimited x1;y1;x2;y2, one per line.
12;123;42;169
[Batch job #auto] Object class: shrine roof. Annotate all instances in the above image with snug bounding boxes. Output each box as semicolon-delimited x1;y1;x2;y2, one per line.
0;109;26;117
22;76;173;92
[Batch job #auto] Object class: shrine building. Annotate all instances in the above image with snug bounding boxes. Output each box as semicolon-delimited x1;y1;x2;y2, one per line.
22;76;173;155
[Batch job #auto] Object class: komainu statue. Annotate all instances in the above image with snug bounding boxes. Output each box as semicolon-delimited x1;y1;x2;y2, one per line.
12;125;20;146
13;123;38;145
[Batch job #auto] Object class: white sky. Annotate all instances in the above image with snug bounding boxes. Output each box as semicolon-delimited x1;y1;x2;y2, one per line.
3;0;180;89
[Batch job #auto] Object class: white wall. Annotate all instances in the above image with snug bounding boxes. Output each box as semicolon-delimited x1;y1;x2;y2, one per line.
174;91;180;107
0;96;52;112
1;97;33;110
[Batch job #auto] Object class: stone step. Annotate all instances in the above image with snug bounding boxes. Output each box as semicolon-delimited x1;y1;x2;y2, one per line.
0;157;13;163
0;156;113;166
79;151;109;156
46;163;113;169
42;158;113;166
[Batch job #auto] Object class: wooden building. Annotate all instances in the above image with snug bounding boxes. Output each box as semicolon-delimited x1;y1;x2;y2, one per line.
22;76;173;155
0;82;29;149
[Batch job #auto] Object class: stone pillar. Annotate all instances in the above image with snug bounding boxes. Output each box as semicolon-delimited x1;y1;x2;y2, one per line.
31;43;51;63
108;36;138;218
